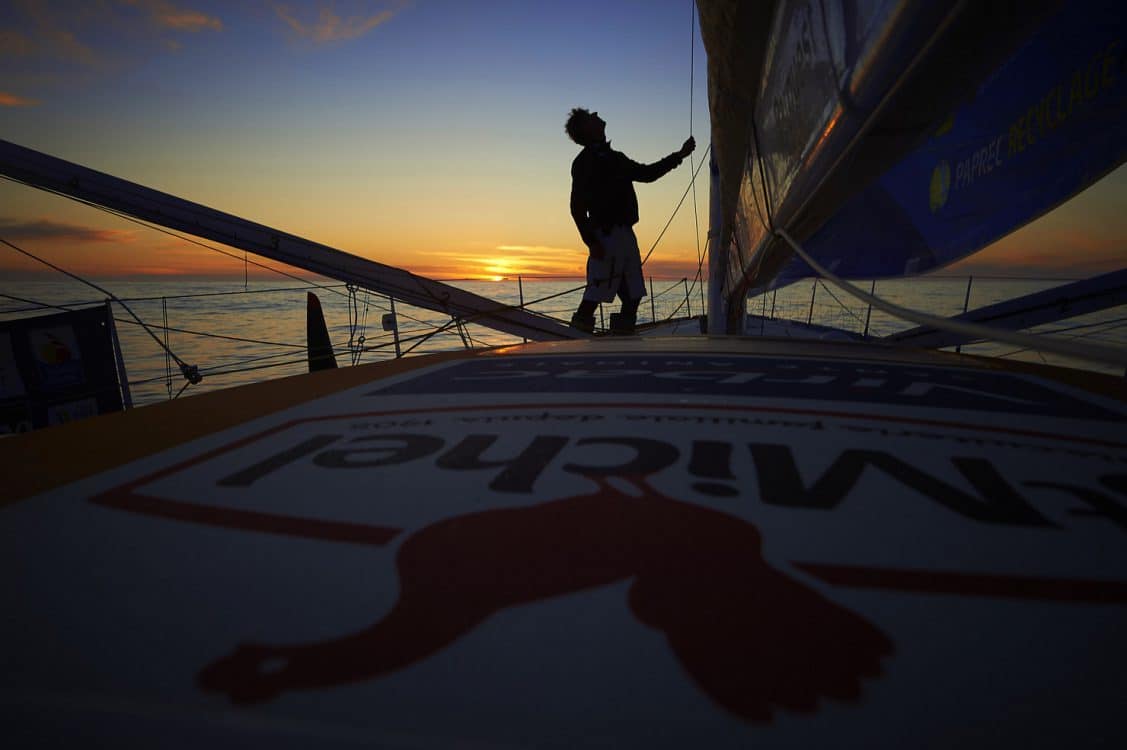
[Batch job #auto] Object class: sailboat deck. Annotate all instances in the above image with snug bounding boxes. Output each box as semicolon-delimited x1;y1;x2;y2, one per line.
4;337;1123;504
4;336;1125;747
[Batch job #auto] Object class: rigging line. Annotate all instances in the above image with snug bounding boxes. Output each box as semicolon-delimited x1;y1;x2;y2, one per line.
212;281;578;363
398;281;588;335
0;175;344;299
337;291;441;330
651;277;690;301
198;347;342;375
128;340;371;385
747;141;773;234
355;289;372;366
401;317;463;357
387;305;457;331
932;273;1085;283
111;316;307;349
1037;314;1127;336
725;230;743;309
667;270;716;322
167;333;429;383
674;263;707;321
196;357;325;380
991;318;1127;359
407;270;457;318
454;317;472;350
641;142;712;267
0;174;351;300
0;285;357;313
399;271;579;340
773;228;1127;368
683;234;711;314
0;234;198;376
357;325;463;355
347;283;358;362
689;0;695;139
991;311;1127;338
400;304;548;339
163;296;172;400
729;117;779;308
964;314;1127;352
751;120;775;231
0;292;74;314
0;290;312;350
520;282;588;307
685;155;704;306
172;378;192;399
816;279;867;328
95;284;351;304
3;172;478;319
685;1;705;314
198;341;411;380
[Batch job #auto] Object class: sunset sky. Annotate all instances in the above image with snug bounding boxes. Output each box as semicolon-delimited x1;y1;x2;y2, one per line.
1;0;1124;282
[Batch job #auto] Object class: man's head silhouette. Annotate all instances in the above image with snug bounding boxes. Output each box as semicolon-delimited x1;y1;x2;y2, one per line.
566;107;606;146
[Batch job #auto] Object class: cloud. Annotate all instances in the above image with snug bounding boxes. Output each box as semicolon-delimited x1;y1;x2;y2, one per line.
0;29;35;57
42;27;104;68
121;0;223;32
272;2;401;44
0;91;38;107
0;218;136;244
0;1;223;103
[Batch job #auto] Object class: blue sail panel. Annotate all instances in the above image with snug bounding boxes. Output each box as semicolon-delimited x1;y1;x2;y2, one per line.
772;1;1126;286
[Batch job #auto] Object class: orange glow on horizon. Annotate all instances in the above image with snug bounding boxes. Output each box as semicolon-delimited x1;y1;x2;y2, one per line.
0;237;708;283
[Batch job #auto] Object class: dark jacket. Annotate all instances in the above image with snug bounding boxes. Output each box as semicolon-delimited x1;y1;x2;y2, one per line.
570;143;683;247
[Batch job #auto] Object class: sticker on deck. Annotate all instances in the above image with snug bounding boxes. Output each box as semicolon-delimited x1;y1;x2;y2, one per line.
85;397;1127;722
368;354;1125;420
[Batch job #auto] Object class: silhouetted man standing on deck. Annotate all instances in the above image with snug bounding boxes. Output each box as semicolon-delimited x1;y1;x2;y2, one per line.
566;108;695;334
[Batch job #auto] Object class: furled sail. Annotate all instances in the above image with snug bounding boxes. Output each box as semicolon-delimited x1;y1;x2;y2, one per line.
699;0;1126;332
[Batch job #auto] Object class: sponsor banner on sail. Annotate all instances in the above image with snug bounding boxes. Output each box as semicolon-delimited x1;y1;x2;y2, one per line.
769;0;1126;286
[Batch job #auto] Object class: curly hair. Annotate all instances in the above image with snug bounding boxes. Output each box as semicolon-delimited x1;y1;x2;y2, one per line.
565;107;594;146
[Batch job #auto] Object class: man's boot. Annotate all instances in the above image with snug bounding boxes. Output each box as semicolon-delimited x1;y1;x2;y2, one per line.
569;312;595;334
609;311;636;335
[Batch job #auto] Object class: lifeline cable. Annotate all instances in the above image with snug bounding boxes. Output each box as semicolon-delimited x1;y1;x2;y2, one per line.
0;174;351;301
774;228;1127;368
641;143;711;267
0;234;203;387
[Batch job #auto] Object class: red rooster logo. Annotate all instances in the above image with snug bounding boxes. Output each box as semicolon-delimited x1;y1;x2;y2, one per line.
198;476;892;721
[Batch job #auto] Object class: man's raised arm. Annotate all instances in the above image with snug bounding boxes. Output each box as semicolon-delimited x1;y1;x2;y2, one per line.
625;137;696;183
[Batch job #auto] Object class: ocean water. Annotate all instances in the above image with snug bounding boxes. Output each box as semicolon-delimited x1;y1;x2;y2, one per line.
1;276;1123;408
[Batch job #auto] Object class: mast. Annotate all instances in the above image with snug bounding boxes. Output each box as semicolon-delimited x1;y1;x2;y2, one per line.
705;153;726;333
